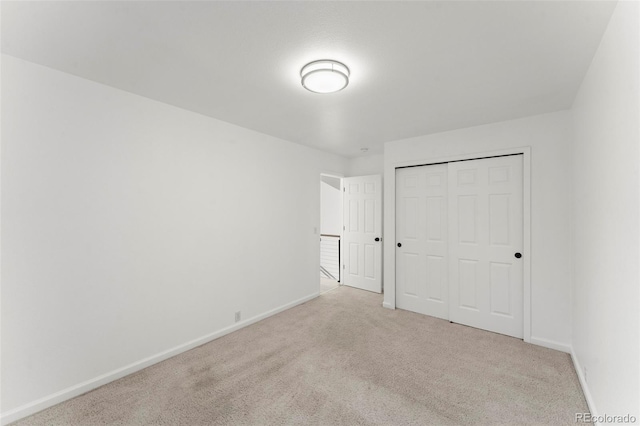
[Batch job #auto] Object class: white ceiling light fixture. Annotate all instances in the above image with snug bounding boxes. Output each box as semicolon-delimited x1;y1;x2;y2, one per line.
300;60;350;94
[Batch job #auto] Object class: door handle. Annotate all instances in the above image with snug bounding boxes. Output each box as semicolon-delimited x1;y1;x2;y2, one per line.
397;243;402;248
515;252;522;259
375;237;380;242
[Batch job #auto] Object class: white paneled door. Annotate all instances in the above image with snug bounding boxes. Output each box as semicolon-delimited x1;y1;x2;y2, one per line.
396;164;449;319
395;155;524;338
448;156;523;338
343;175;382;293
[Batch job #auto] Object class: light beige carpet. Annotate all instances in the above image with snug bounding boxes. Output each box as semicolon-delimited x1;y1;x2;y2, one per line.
14;286;587;425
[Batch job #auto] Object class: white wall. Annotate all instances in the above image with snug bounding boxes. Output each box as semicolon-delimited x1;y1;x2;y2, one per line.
383;111;574;351
570;0;639;418
0;55;348;421
348;154;384;177
320;181;341;236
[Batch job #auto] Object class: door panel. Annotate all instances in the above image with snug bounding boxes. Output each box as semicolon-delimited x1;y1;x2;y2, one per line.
490;262;512;316
343;175;382;293
364;244;375;278
458;259;479;310
448;155;523;338
426;255;444;301
395;165;449;320
489;194;510;245
348;244;358;275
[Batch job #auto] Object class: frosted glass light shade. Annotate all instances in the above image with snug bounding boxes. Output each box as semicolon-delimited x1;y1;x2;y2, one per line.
300;60;350;94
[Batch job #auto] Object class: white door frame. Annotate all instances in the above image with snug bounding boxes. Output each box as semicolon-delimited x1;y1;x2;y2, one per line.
383;147;532;343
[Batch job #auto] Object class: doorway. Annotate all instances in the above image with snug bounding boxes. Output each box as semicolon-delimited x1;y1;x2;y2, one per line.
395;154;525;338
320;173;384;295
320;174;342;294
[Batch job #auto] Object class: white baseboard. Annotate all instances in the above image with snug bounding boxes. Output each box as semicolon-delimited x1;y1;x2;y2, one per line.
382;301;395;310
0;292;319;426
570;347;599;423
529;336;571;353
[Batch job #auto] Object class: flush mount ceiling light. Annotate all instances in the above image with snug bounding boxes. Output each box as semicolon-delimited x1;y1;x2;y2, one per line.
300;60;350;94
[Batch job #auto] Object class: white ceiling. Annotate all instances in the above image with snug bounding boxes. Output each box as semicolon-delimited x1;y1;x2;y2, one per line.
2;1;616;158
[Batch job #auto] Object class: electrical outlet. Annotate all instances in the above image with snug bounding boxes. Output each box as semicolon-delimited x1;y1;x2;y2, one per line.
583;366;588;383
235;311;241;323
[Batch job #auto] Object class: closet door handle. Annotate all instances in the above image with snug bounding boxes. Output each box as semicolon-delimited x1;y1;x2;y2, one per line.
375;237;380;242
515;252;522;259
397;243;402;248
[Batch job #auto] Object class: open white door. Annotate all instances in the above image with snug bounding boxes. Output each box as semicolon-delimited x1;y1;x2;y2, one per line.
343;175;382;293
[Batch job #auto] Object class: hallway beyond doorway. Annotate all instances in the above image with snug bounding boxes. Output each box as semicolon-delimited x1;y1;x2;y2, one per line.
320;277;339;294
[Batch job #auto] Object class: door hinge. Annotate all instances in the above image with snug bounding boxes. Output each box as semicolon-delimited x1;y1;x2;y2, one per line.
343;264;346;269
343;225;345;230
343;187;345;192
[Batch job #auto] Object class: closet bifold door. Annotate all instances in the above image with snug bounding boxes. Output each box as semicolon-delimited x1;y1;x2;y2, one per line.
395;164;449;320
448;155;524;338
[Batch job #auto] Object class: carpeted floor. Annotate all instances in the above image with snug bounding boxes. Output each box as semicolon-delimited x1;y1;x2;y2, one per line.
14;286;587;425
320;277;340;294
